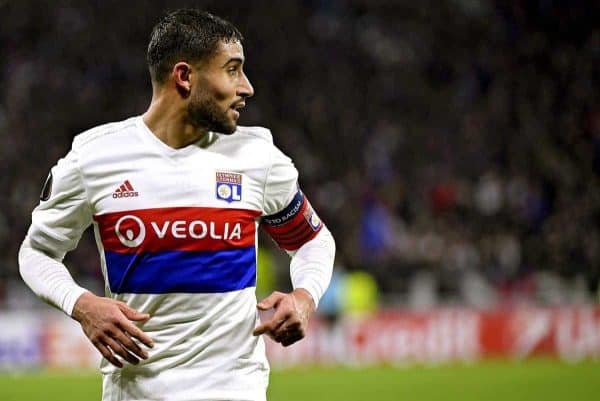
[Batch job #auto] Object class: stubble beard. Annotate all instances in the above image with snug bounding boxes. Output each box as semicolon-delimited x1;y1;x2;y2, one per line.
186;90;237;135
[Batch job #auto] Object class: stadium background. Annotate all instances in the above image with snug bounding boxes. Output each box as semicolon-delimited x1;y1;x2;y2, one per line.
0;1;599;400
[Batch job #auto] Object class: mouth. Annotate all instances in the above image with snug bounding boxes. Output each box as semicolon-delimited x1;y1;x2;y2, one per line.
229;101;246;119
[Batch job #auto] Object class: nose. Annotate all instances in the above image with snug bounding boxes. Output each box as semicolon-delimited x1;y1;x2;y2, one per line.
238;71;254;98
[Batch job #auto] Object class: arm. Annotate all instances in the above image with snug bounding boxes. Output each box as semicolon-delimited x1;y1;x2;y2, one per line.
253;226;335;346
19;236;88;315
252;143;335;346
19;148;153;367
19;239;154;367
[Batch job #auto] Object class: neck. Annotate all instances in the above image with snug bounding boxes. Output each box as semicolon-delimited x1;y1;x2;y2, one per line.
142;93;208;149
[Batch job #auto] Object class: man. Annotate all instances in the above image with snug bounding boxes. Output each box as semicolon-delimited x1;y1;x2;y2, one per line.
19;9;335;401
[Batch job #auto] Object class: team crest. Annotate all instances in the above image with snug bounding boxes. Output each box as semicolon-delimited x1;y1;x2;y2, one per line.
216;171;242;203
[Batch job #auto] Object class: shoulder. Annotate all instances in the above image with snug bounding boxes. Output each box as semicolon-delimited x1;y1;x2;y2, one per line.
211;124;297;183
233;125;274;144
231;126;294;167
234;125;273;144
72;116;139;151
212;125;281;162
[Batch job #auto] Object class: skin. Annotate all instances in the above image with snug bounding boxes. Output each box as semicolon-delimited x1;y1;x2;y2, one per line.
143;40;254;147
253;289;315;347
72;40;316;367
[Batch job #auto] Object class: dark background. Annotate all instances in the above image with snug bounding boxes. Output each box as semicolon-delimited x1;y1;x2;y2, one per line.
0;0;598;309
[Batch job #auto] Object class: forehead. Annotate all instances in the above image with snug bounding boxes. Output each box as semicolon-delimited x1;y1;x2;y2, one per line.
209;40;245;65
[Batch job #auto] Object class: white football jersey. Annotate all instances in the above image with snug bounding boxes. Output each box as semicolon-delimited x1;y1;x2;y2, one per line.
27;116;324;401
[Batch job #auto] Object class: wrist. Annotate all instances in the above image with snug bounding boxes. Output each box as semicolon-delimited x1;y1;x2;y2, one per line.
292;284;319;310
292;288;316;313
62;286;90;317
71;291;94;322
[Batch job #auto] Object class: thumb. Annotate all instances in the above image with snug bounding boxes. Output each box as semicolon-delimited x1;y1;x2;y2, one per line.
119;303;150;321
257;292;283;311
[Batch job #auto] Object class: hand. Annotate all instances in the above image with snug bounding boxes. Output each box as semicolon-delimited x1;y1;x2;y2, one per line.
71;292;154;368
252;289;315;347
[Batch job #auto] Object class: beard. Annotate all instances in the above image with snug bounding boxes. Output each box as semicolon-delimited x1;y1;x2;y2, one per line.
186;90;237;135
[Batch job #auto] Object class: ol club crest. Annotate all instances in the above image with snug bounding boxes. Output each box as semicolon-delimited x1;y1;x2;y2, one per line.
216;171;242;203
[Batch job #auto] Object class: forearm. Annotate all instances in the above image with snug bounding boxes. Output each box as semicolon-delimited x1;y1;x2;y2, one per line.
18;236;88;316
288;226;335;308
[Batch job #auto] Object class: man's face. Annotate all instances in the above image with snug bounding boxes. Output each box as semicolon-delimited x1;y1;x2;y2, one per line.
187;40;254;134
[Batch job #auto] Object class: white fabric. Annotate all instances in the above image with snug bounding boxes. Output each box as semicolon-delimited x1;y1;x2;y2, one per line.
18;237;88;315
262;146;298;216
19;116;334;401
28;145;92;260
100;288;269;401
289;226;335;308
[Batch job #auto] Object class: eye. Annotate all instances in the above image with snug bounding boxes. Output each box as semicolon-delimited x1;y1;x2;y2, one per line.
228;66;239;76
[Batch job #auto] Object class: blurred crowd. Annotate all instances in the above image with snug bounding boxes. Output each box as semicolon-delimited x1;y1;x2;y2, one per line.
0;1;598;309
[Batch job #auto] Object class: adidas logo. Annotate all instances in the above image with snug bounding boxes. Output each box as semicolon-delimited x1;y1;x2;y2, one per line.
112;180;139;199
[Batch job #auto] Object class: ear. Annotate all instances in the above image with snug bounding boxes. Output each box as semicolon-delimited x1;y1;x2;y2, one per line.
172;62;192;97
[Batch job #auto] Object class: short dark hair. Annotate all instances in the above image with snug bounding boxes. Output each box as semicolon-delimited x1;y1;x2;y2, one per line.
147;9;243;84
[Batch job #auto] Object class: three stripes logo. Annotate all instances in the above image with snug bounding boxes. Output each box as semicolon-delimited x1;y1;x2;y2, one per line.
113;180;139;199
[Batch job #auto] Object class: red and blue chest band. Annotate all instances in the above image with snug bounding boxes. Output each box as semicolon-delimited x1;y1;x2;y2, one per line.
262;190;323;250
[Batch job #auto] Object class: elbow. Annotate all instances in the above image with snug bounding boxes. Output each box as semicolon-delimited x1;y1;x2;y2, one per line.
18;236;58;284
18;239;32;289
321;225;336;261
18;237;35;284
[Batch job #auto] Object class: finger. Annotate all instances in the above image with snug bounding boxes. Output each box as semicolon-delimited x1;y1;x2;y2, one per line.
105;336;140;365
95;342;123;368
273;332;289;344
273;332;287;344
281;333;303;347
273;319;305;344
118;303;151;321
112;330;148;359
253;319;284;336
120;320;154;348
278;318;301;334
253;310;289;336
253;322;270;336
273;327;301;343
257;292;284;310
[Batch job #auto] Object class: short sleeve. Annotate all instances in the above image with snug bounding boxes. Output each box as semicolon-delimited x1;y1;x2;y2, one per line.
27;148;92;260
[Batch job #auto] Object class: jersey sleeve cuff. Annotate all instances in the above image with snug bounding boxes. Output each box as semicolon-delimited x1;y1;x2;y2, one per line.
63;286;89;316
292;281;321;309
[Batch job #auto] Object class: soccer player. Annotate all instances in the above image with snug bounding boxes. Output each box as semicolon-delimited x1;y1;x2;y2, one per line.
18;9;335;401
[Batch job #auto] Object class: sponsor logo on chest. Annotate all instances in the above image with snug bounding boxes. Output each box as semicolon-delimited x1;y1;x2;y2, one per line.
94;207;261;252
216;171;242;203
114;215;243;247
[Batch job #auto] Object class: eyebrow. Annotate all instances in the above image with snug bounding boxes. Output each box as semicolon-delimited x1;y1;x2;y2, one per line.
222;57;244;67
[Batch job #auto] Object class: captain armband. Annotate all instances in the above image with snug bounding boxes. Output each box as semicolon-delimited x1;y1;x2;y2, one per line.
262;190;323;251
